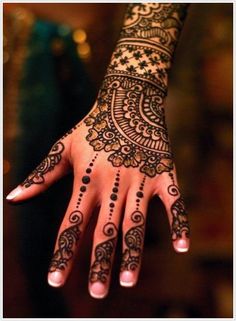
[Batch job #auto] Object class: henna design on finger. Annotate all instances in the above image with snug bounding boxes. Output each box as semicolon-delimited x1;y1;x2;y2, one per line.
49;154;98;273
135;175;146;210
108;170;120;220
89;223;118;283
121;176;146;271
76;153;98;208
21;141;65;188
49;210;83;272
168;172;190;240
121;211;145;272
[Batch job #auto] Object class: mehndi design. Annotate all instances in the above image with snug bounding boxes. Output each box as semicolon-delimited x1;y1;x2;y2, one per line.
85;4;189;177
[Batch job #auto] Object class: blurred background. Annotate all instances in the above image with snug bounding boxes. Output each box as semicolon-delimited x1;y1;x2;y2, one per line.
3;3;233;318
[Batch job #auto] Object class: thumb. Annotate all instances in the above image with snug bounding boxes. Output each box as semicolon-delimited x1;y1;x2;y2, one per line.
6;141;70;203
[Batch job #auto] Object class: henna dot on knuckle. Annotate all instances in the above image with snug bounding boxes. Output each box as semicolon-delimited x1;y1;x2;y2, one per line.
110;193;117;201
80;186;86;193
136;191;143;198
82;176;90;184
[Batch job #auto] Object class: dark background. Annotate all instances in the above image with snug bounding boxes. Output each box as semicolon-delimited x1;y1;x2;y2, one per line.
3;3;233;318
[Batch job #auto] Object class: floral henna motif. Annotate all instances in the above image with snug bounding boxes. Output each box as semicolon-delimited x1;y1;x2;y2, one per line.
49;156;96;273
122;4;189;53
21;141;65;188
171;196;190;240
168;173;190;240
85;76;173;177
85;4;189;177
49;210;83;272
89;223;118;283
121;211;145;271
109;43;171;85
121;176;146;272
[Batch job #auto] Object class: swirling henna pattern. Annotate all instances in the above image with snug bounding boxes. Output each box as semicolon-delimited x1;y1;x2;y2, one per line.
89;223;118;283
49;155;97;273
168;173;190;240
49;211;83;272
121;211;145;271
122;4;189;52
171;196;190;241
85;4;189;177
85;76;173;177
21;141;65;188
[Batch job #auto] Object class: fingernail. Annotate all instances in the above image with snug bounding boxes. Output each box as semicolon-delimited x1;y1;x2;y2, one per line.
120;271;136;287
6;186;22;201
48;271;64;287
90;282;107;299
174;239;189;253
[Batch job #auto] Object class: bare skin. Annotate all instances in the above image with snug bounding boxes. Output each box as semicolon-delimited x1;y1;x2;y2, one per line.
6;3;190;299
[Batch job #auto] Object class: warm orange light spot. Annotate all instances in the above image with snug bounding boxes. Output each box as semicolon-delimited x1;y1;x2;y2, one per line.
77;42;91;60
73;29;87;44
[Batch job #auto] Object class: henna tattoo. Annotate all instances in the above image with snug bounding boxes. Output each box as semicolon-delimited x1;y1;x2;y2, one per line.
85;4;189;177
168;172;190;240
76;154;98;208
108;171;120;220
49;155;98;272
109;43;170;86
21;141;65;188
89;223;118;283
121;176;146;272
121;211;145;272
85;76;173;177
121;4;189;54
49;210;83;272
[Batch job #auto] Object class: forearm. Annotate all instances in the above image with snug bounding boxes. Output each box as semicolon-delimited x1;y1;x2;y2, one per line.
85;4;190;177
107;3;189;93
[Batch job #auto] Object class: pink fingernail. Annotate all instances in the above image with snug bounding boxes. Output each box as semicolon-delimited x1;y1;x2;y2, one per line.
174;239;189;253
120;271;135;287
90;282;107;299
48;271;64;287
6;186;22;201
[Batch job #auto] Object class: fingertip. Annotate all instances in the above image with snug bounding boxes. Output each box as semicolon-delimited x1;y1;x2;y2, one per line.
89;282;108;299
120;271;137;287
6;186;23;202
48;271;65;288
173;238;190;253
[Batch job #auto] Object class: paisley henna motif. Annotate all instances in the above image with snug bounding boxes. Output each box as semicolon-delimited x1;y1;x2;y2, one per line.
22;141;65;188
89;223;118;283
121;211;145;271
85;4;189;177
49;211;83;272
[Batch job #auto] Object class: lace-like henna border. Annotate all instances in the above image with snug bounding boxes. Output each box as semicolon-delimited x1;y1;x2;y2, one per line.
85;75;173;177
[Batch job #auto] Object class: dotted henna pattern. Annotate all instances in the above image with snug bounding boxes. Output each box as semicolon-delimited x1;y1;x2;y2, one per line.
49;154;98;273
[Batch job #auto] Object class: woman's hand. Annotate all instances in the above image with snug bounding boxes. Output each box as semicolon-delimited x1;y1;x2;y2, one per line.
6;3;190;299
6;92;190;299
